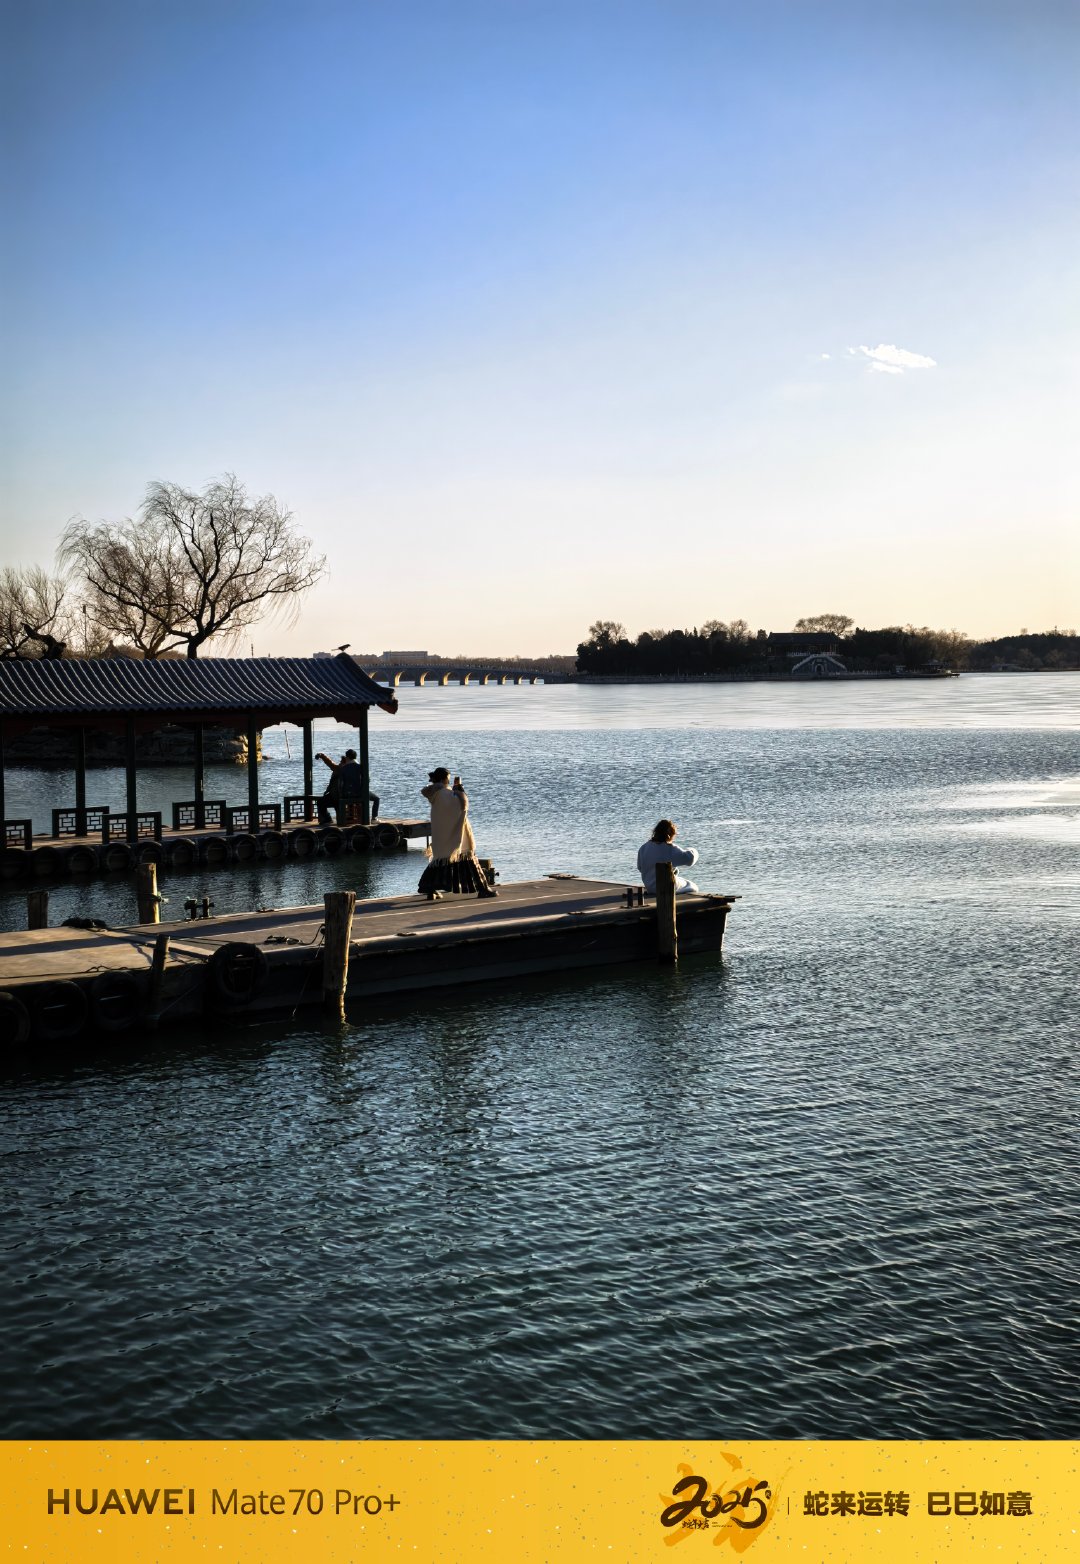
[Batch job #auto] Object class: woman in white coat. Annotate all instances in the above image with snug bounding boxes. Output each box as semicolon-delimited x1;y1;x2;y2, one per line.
418;767;497;897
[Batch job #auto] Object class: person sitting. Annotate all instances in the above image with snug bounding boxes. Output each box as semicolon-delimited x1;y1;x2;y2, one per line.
316;750;379;826
637;819;699;895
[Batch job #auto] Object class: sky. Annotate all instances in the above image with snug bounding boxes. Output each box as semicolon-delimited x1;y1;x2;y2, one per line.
2;0;1078;655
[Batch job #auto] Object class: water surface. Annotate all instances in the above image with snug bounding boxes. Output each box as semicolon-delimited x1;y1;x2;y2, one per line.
2;675;1078;1437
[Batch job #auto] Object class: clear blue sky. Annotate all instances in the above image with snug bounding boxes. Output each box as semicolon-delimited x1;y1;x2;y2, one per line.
3;0;1077;654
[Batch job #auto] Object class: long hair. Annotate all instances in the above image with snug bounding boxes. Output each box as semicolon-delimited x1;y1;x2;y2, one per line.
651;819;676;843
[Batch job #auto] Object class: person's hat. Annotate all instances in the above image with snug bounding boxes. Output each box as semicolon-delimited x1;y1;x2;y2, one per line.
428;766;450;782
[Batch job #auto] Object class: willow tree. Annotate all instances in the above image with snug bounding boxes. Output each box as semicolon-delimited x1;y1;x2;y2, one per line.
61;474;326;658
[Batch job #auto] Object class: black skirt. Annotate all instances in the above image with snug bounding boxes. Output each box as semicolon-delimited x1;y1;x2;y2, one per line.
418;856;489;894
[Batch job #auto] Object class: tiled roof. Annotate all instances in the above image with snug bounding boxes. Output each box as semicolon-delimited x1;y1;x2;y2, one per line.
0;654;395;719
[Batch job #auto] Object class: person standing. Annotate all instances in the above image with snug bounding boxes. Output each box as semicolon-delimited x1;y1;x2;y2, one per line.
637;819;699;894
418;767;496;897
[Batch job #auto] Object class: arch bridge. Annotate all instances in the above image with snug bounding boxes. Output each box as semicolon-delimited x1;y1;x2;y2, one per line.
368;663;570;688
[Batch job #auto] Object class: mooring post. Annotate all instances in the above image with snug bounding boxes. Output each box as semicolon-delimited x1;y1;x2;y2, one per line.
27;889;49;930
323;889;356;1020
147;931;170;1027
136;862;160;924
655;861;677;965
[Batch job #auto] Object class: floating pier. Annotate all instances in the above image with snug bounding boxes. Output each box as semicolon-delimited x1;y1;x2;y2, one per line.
0;813;430;882
0;878;737;1046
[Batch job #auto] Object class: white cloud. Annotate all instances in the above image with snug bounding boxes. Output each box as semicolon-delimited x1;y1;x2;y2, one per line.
857;343;937;373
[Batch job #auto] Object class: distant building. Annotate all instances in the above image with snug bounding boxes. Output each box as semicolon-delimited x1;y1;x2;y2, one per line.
380;650;429;661
767;631;838;653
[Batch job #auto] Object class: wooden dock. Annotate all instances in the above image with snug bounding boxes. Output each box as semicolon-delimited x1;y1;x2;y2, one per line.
0;878;736;1045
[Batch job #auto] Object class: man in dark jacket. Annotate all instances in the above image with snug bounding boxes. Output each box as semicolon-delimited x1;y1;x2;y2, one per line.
316;749;379;824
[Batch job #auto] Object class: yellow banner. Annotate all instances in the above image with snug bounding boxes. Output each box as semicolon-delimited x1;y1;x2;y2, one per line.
2;1441;1077;1561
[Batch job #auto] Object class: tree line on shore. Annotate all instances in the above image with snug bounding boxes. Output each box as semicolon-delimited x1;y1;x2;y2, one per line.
576;616;1080;676
1;474;323;661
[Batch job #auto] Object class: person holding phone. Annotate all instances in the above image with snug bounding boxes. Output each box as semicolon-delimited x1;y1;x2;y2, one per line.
418;766;496;897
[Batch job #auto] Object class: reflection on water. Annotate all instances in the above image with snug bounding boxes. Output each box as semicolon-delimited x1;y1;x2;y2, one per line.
1;681;1079;1439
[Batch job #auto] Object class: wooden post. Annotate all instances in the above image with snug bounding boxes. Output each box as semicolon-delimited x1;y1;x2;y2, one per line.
302;719;314;818
247;714;260;821
27;889;48;930
125;716;138;843
136;862;160;924
323;889;356;1020
358;707;371;825
147;932;170;1027
193;722;205;826
74;726;87;828
655;860;677;965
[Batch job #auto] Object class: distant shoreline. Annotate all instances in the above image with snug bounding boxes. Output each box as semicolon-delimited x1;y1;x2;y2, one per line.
572;670;960;684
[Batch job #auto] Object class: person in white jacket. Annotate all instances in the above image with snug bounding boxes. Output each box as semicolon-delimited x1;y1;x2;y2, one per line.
636;819;699;894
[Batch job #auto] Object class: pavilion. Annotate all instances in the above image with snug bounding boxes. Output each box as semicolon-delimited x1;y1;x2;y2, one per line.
0;654;397;846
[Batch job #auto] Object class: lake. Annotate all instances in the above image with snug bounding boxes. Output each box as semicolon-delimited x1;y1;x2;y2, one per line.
1;674;1078;1438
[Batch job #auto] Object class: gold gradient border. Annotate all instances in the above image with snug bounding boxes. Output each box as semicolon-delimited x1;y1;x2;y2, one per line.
2;1440;1078;1561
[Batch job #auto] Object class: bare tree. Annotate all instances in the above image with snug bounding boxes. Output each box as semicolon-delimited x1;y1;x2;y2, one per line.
702;618;751;642
0;566;73;659
794;613;854;638
61;474;326;658
587;619;627;646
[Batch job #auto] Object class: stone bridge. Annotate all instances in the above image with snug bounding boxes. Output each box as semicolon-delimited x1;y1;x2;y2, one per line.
366;663;572;688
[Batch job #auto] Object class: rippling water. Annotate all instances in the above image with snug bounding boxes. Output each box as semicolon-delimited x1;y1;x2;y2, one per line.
2;675;1079;1438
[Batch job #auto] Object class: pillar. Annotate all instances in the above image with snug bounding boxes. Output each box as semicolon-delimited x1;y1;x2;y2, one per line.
125;717;138;843
74;727;87;818
358;707;371;825
302;718;314;815
193;723;205;825
247;714;259;820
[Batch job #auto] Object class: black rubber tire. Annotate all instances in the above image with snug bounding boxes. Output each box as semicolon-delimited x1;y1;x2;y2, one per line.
229;832;259;863
66;845;100;875
348;826;372;852
320;827;345;856
260;829;286;860
137;841;165;867
290;827;319;858
0;991;32;1047
200;834;229;866
89;971;141;1034
1;848;28;881
375;822;401;850
32;845;61;877
169;838;198;870
102;842;135;872
31;980;89;1042
207;942;269;1007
